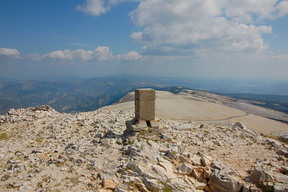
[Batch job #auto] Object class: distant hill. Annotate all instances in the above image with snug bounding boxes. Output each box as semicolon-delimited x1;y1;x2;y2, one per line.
161;87;288;115
218;93;288;114
0;75;168;114
0;75;287;115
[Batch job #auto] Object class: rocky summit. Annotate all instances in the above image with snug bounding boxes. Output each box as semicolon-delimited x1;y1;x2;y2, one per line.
0;94;288;192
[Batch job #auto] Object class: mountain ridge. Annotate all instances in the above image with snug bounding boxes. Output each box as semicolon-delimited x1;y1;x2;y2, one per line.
1;75;288;115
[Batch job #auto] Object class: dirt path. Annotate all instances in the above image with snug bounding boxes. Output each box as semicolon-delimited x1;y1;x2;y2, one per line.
169;112;250;122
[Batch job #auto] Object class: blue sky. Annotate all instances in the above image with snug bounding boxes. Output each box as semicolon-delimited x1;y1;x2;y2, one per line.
1;0;288;80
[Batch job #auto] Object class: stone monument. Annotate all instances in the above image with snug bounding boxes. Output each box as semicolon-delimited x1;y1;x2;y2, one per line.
135;88;155;123
125;88;159;134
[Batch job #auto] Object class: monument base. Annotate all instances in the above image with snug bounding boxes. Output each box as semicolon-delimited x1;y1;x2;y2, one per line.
125;119;160;136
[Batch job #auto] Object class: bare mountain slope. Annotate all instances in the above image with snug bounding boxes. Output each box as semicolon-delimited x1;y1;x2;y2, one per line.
104;89;288;135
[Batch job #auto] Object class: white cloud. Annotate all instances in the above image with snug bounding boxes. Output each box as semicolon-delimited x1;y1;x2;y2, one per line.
116;51;143;60
129;0;286;56
77;0;109;16
76;0;288;58
225;0;288;22
41;47;142;61
43;47;112;61
225;0;279;22
77;0;140;15
94;46;113;60
274;0;288;17
272;54;288;60
0;48;21;57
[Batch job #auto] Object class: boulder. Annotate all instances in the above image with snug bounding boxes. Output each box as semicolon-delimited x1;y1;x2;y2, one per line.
164;150;176;160
102;178;117;189
143;178;162;192
190;155;202;166
233;122;247;130
279;166;288;175
192;167;210;182
136;182;150;192
208;171;243;192
178;163;193;175
276;149;288;158
273;183;288;192
250;166;274;186
208;163;243;192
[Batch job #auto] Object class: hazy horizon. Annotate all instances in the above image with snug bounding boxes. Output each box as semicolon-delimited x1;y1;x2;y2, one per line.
1;0;288;80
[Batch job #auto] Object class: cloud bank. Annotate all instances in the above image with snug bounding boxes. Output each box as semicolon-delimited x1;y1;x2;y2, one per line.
129;0;288;56
0;48;21;57
1;1;288;80
28;47;142;61
77;0;288;57
42;47;113;61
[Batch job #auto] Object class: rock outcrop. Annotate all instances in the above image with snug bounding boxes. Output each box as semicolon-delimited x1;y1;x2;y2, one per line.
0;105;287;192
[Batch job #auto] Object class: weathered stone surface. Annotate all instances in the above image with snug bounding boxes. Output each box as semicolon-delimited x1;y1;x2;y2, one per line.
164;150;176;160
279;166;288;175
135;89;156;100
273;183;288;192
102;178;117;189
208;163;243;192
173;124;193;130
136;182;150;192
135;100;155;121
250;166;274;186
126;120;148;132
190;154;202;166
201;156;212;167
208;171;243;192
1;100;287;192
192;167;210;182
277;149;288;158
178;163;193;175
233;122;247;130
135;89;155;121
114;187;128;192
249;186;262;192
143;178;162;192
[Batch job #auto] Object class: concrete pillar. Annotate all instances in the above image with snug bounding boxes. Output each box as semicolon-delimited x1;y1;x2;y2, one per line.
125;88;159;135
135;89;155;122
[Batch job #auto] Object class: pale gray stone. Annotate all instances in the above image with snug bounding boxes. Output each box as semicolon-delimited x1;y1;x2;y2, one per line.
250;166;274;186
273;183;288;192
178;163;193;175
164;150;176;160
208;171;243;192
190;155;202;166
143;178;162;192
277;149;288;158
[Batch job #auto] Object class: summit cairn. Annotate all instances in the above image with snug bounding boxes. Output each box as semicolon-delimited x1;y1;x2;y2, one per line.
126;88;159;134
